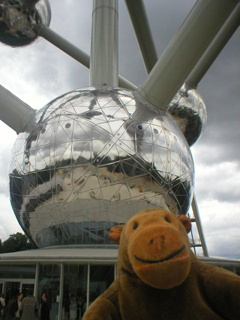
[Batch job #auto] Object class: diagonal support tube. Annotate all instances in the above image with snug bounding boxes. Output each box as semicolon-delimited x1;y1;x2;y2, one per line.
137;0;239;111
187;3;240;88
37;25;136;90
0;85;36;133
124;0;158;74
192;194;209;257
38;25;90;68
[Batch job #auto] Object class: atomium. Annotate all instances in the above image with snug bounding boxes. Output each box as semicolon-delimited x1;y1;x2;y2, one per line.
9;87;194;247
0;0;50;47
168;84;207;146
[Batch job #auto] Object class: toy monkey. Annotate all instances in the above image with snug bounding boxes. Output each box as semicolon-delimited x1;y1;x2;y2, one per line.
83;209;240;320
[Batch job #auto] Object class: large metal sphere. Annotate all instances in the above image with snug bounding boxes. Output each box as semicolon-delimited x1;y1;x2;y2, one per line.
9;87;194;247
168;83;207;146
0;0;51;47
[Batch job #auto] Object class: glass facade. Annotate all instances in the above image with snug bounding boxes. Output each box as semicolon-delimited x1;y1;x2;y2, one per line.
236;267;240;277
63;264;88;320
0;264;36;279
0;259;239;320
38;264;61;320
0;262;116;320
89;265;114;305
5;281;20;305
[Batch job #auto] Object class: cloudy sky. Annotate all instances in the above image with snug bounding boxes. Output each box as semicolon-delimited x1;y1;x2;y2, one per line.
0;0;239;259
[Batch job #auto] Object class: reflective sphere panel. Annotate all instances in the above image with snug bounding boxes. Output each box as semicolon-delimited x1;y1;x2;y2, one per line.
168;84;207;146
9;87;194;247
0;0;50;47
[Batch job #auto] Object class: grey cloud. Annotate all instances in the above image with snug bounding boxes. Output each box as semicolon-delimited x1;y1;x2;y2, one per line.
206;233;240;259
195;136;240;164
0;147;13;196
213;190;240;203
197;188;240;204
193;164;240;203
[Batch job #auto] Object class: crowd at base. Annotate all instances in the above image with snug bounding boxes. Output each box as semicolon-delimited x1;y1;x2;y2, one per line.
0;290;50;320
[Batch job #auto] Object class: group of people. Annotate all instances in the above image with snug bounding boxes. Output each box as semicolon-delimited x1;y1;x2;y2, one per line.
0;290;50;320
63;291;86;320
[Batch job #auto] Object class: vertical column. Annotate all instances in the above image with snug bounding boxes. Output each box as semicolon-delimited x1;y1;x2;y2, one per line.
86;263;90;309
58;263;64;320
90;0;119;87
34;263;39;297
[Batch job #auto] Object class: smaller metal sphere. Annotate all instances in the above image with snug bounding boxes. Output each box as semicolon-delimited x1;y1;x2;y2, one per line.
168;83;207;146
0;0;51;47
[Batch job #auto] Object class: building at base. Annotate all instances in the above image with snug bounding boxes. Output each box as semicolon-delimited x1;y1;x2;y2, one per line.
0;246;239;320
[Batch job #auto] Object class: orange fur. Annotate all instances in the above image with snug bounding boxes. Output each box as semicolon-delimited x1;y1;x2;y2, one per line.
83;209;240;320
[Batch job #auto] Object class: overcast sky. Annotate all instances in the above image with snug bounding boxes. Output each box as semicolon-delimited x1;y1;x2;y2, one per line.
0;0;239;259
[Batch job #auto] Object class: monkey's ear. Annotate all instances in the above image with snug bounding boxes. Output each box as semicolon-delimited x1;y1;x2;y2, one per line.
109;225;125;244
178;215;191;234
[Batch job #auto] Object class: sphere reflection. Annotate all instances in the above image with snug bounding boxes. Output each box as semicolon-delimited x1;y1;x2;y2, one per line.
168;84;207;146
0;0;51;47
9;87;194;247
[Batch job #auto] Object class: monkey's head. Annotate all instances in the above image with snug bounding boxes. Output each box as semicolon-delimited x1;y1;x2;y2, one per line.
110;209;192;289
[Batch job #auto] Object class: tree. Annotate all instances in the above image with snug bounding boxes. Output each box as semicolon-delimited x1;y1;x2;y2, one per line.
0;232;37;253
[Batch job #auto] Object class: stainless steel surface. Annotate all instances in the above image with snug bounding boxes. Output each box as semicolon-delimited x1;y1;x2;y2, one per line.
21;0;39;7
9;87;194;247
0;0;51;47
90;0;118;87
168;83;207;146
137;0;239;111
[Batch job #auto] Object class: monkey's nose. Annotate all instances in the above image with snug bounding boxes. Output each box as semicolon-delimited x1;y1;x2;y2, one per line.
153;236;165;256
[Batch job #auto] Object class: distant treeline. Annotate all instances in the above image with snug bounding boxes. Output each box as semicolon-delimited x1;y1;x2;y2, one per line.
0;232;37;253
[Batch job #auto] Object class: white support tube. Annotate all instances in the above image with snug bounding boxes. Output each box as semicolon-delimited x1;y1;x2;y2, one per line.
38;25;90;69
187;3;240;88
137;0;239;111
0;85;36;134
33;263;39;297
58;263;64;319
192;194;209;257
124;0;158;74
37;25;136;90
86;263;90;310
119;76;137;91
90;0;118;87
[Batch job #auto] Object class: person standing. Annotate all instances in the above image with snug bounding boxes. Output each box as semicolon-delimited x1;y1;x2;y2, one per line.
40;293;50;320
19;288;39;320
0;294;6;320
13;292;23;320
4;295;18;320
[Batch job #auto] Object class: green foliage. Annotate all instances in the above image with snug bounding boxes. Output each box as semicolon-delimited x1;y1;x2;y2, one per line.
0;232;37;253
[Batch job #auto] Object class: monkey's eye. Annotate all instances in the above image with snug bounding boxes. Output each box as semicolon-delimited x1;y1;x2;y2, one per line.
133;222;139;230
165;217;171;223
